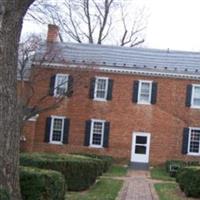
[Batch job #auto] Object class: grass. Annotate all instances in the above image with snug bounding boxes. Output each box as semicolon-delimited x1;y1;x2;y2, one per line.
150;167;175;181
154;183;183;200
104;165;127;177
65;178;123;200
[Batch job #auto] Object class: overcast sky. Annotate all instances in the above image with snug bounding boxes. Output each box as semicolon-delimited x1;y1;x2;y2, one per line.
22;0;200;52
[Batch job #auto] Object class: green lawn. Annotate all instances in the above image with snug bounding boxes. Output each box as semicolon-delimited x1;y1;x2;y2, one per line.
150;167;175;181
155;183;183;200
65;178;123;200
104;165;127;177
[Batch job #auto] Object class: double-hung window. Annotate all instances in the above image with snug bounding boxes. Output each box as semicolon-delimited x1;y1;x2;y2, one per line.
138;80;152;104
54;74;69;96
191;84;200;108
188;128;200;155
94;77;109;101
90;119;105;148
50;116;65;144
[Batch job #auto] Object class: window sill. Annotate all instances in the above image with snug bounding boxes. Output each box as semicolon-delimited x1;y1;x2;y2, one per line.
93;98;107;102
190;105;200;109
89;145;103;148
187;153;200;156
49;142;63;145
137;102;151;105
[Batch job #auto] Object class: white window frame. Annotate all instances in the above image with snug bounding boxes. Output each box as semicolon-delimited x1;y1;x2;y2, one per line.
90;119;105;148
191;84;200;109
138;80;152;105
50;115;65;145
94;77;109;101
54;74;69;97
188;127;200;156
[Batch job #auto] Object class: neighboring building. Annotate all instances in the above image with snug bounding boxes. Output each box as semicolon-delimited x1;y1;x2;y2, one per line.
21;25;200;168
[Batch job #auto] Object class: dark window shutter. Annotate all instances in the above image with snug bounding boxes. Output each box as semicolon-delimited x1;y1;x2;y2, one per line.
132;81;139;103
186;85;192;107
107;79;113;100
103;122;110;148
182;128;189;154
151;82;158;104
44;117;52;143
67;75;73;97
49;75;56;96
89;78;96;99
84;120;91;146
63;118;70;144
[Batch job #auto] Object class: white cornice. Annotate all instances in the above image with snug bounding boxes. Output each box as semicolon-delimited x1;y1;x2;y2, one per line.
32;61;200;80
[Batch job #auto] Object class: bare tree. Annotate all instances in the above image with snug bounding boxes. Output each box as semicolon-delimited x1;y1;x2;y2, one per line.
26;0;146;47
18;35;73;123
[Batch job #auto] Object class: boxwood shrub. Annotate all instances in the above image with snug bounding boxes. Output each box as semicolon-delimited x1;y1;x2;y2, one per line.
166;160;200;177
176;166;200;198
0;188;10;200
20;153;103;191
72;153;113;172
20;166;65;200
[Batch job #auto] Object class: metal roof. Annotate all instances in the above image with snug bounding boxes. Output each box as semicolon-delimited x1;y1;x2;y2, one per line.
34;42;200;76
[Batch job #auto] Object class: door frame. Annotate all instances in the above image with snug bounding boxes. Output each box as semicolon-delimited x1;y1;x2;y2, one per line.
131;132;151;163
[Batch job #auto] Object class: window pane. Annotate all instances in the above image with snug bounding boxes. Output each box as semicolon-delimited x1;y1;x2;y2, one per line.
194;86;200;97
140;94;149;102
95;78;107;99
135;145;146;154
193;98;200;106
136;136;147;144
189;129;200;153
52;118;63;142
141;82;150;93
52;130;62;141
139;82;151;103
56;75;68;95
53;119;62;130
92;121;103;146
96;91;106;98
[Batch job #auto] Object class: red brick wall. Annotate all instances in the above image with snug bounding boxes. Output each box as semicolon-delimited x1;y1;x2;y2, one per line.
21;65;200;165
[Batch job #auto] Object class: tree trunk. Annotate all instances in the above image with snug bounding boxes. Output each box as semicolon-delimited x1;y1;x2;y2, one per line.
0;1;34;199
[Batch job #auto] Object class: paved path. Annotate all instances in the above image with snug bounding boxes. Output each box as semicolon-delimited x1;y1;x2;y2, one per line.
116;170;159;200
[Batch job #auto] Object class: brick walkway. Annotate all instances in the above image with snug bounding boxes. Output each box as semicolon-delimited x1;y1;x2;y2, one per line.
117;170;159;200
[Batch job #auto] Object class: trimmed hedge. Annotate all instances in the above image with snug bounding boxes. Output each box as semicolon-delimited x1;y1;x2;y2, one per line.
176;166;200;198
72;153;113;172
165;160;186;177
0;188;10;200
165;160;200;177
20;153;103;191
20;167;65;200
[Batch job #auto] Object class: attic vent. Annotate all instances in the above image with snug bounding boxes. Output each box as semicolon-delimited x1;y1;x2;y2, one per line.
174;67;177;71
103;62;106;65
123;63;126;66
185;69;188;72
154;66;157;68
82;60;85;63
133;64;136;67
195;69;198;72
164;67;168;70
144;65;147;68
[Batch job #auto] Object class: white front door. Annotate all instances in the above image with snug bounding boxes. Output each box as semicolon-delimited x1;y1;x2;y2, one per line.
131;132;151;163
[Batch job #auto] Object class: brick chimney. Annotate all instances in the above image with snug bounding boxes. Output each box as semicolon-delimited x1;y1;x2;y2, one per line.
47;24;59;43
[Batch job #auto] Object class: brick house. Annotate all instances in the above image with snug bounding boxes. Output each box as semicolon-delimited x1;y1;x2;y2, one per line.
20;25;200;168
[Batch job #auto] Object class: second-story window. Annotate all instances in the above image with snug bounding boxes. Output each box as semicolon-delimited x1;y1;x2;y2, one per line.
94;77;109;100
54;74;69;96
132;80;157;105
138;81;152;104
192;85;200;108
